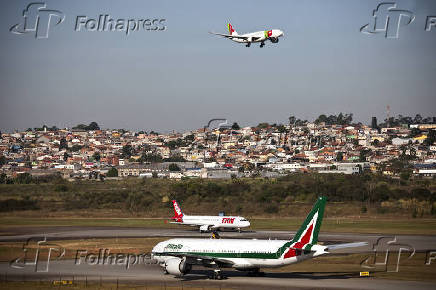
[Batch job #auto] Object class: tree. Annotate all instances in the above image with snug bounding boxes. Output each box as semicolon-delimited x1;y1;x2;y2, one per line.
315;114;327;124
169;163;181;172
72;124;88;130
184;134;195;142
63;152;69;162
288;115;296;125
164;155;186;162
231;122;240;130
400;170;411;181
88;122;100;130
70;145;82;152
140;153;163;163
93;152;101;162
107;167;118;177
257;123;269;129
73;122;100;131
413;114;423;124
122;145;133;158
359;149;371;162
276;124;287;133
336;152;344;161
0;173;6;184
59;138;68;150
315;113;353;125
425;129;436;146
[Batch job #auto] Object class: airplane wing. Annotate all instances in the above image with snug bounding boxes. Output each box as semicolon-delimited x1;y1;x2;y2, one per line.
169;222;200;227
208;32;249;40
162;252;234;267
326;242;368;251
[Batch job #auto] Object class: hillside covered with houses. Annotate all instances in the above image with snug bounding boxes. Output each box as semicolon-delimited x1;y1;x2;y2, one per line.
1;114;435;182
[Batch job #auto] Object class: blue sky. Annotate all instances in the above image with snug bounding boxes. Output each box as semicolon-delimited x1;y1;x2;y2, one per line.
1;0;435;132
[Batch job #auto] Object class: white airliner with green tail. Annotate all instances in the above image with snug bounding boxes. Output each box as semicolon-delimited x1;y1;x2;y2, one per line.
152;197;367;279
209;23;284;47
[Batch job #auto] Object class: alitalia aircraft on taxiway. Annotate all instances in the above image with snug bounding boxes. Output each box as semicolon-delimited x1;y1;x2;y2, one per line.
209;23;284;47
153;197;367;279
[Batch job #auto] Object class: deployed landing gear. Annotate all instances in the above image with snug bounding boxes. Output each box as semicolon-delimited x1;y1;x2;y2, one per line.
260;42;265;48
209;269;225;280
246;42;251;47
238;228;241;233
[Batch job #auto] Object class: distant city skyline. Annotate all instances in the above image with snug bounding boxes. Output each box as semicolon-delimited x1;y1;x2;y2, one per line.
1;0;435;133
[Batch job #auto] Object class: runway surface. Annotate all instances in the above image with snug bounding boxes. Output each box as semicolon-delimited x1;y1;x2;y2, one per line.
1;259;435;290
1;226;436;253
1;226;436;289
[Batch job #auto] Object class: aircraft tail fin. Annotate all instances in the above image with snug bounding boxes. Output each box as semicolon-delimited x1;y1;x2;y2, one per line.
227;23;238;35
172;200;184;222
291;197;326;246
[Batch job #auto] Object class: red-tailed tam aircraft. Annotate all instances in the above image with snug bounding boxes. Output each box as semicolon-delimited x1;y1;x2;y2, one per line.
153;197;367;279
169;200;250;232
209;23;284;47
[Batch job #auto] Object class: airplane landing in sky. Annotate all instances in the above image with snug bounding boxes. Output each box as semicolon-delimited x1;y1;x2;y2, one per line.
210;23;284;47
169;200;250;232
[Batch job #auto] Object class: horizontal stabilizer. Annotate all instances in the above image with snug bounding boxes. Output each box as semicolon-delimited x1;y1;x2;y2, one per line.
326;242;368;251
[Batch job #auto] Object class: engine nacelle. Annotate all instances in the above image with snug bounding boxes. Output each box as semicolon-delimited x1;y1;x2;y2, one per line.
165;258;191;276
199;224;210;232
270;37;279;43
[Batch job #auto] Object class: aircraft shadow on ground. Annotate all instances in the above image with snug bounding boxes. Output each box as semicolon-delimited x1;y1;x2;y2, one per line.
180;269;357;281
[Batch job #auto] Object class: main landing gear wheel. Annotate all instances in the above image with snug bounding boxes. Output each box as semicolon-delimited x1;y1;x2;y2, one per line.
210;269;225;280
260;42;265;48
246;43;251;47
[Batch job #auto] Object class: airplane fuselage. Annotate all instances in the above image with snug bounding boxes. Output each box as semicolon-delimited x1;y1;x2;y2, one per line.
152;238;326;269
231;29;283;43
175;215;250;231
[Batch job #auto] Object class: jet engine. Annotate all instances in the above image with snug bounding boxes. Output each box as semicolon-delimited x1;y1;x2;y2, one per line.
270;37;279;43
199;224;210;232
165;257;191;276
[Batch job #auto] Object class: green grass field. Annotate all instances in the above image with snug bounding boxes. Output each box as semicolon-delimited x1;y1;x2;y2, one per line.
1;217;436;235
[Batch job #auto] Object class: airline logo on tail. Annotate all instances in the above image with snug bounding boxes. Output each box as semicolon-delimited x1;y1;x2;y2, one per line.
281;197;326;259
227;23;235;35
172;200;183;222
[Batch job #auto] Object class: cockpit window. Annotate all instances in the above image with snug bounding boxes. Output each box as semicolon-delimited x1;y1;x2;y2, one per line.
240;218;247;221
